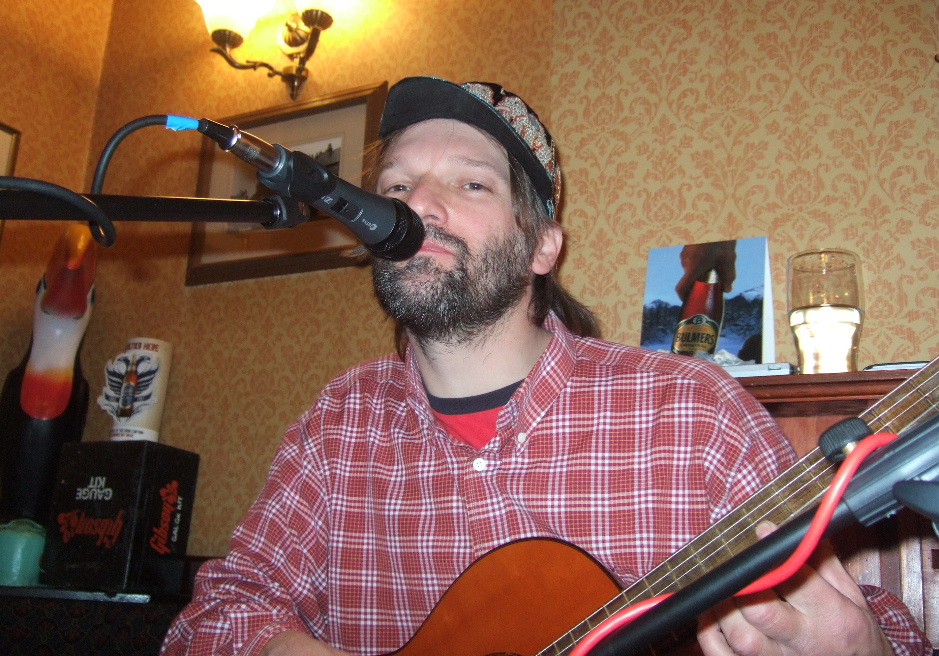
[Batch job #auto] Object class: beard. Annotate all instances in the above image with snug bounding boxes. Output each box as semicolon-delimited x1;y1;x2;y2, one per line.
372;223;535;346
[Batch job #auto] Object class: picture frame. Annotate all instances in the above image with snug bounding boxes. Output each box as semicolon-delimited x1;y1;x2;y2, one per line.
185;82;388;286
0;121;20;246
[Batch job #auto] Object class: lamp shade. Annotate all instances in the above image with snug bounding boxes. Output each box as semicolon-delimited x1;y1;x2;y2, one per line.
195;0;276;38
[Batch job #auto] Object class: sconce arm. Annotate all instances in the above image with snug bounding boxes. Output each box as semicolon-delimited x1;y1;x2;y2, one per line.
209;46;284;79
293;27;323;77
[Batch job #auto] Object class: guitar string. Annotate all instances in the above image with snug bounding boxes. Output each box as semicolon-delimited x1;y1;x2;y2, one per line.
549;448;869;656
863;364;939;431
563;432;899;656
543;367;939;656
623;454;833;599
865;376;932;429
548;433;889;652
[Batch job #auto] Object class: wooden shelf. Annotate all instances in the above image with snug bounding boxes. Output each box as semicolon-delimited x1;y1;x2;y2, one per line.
741;370;914;417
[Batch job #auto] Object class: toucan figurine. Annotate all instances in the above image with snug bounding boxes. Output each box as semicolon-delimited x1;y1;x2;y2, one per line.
0;224;97;524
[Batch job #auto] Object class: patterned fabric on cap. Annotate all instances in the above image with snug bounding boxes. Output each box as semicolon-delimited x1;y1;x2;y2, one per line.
460;82;560;218
379;77;561;219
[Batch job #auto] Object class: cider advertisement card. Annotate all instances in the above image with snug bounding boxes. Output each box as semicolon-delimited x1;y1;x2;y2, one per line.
640;236;774;364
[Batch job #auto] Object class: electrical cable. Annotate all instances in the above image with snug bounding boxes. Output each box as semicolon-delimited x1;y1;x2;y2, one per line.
568;431;900;656
91;114;199;194
0;175;117;247
0;114;201;247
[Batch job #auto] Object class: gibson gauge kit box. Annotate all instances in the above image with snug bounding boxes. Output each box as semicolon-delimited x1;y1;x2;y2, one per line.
41;441;199;594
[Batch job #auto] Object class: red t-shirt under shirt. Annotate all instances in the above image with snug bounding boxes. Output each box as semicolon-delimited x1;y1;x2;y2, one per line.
428;380;523;449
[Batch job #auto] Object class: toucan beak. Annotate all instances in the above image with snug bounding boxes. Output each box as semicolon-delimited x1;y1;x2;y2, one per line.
39;224;98;318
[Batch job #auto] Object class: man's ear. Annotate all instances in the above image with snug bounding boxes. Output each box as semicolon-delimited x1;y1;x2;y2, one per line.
532;223;563;276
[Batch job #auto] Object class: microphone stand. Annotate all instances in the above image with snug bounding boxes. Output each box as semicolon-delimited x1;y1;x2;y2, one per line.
0;190;282;227
587;413;939;656
0;166;421;259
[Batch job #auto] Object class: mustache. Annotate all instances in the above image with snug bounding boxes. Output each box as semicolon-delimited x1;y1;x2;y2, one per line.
421;224;469;258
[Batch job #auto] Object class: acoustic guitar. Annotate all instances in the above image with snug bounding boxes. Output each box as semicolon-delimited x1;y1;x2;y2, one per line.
391;361;939;656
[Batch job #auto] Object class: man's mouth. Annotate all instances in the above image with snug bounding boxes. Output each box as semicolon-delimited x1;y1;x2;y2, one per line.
417;240;456;257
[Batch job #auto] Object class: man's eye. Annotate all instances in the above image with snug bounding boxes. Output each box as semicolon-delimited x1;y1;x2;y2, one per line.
463;182;487;191
382;184;409;194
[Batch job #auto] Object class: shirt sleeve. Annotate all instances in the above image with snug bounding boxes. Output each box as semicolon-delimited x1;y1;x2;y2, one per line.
161;410;331;656
860;585;933;656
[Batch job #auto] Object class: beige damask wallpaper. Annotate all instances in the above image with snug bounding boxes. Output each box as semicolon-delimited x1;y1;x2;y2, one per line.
0;0;937;556
554;0;939;366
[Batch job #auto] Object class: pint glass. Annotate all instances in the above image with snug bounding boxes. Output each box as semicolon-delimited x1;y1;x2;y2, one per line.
786;249;863;374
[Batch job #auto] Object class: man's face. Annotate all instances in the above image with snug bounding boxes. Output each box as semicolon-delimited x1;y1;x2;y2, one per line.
372;119;536;345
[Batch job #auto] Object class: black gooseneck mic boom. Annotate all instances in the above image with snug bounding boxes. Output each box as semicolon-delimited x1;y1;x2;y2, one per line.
197;118;424;261
0;114;424;258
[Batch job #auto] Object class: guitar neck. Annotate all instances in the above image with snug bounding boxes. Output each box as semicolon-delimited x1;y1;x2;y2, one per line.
541;359;939;656
864;362;939;433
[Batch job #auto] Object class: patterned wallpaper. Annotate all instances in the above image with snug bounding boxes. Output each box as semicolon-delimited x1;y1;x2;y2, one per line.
0;1;111;186
0;0;937;556
553;0;939;364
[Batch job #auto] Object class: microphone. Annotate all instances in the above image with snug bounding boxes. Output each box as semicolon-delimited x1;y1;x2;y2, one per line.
197;118;424;261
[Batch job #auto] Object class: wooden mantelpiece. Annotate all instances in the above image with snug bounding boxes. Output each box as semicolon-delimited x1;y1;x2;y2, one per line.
742;369;915;418
740;369;939;647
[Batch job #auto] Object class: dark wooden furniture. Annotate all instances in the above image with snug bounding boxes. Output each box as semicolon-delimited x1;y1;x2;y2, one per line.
0;586;189;655
0;557;207;655
741;370;939;647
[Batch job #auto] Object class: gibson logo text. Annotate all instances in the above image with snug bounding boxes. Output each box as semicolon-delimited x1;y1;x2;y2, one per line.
149;480;181;555
57;509;125;548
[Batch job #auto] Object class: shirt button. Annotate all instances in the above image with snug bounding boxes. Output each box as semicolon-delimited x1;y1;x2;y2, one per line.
517;432;527;444
472;457;488;472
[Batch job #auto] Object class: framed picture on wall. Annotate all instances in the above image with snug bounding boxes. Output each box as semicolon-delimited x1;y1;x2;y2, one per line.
0;121;21;246
185;82;388;286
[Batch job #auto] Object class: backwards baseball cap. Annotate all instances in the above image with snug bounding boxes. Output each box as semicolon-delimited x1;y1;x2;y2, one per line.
378;76;561;219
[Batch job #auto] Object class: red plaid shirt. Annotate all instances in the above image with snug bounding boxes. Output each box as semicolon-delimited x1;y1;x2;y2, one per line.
162;315;930;656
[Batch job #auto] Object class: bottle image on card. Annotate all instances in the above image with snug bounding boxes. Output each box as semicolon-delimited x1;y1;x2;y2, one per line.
671;269;724;357
116;356;138;417
98;337;173;442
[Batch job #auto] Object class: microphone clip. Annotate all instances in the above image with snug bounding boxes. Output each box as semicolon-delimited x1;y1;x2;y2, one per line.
256;145;337;204
261;195;310;230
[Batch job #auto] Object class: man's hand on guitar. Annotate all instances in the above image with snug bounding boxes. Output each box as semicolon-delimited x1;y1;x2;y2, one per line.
260;630;352;656
696;522;895;656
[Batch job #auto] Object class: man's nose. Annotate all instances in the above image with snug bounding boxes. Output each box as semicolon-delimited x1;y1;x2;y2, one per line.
404;179;446;225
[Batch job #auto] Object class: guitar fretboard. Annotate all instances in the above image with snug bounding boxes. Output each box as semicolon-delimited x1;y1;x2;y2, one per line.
541;359;939;656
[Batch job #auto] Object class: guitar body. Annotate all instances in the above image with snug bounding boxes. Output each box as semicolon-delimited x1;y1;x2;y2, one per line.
391;539;621;656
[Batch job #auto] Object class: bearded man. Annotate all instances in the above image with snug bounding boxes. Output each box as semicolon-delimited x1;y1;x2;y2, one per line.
162;77;930;656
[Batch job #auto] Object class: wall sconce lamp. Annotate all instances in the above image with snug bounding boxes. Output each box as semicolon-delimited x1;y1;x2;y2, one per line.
195;0;333;100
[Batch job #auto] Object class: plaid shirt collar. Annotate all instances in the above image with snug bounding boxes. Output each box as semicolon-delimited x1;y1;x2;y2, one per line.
400;312;577;450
